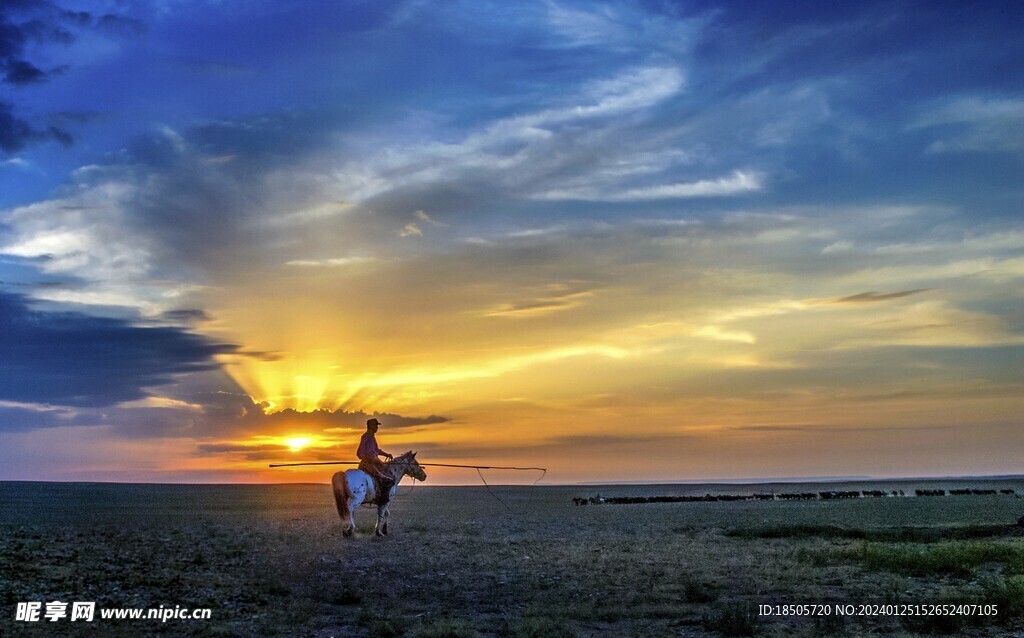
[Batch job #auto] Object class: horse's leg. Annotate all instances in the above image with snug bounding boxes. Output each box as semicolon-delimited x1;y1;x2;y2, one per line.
333;472;354;537
342;477;362;538
341;504;353;537
345;499;357;537
381;505;391;536
375;505;385;536
343;488;360;537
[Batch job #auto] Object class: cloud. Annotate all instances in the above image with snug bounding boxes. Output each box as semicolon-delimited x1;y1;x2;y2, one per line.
0;4;144;84
832;289;931;304
414;210;447;227
195;442;293;461
326;64;688;216
544;2;629;48
173;397;451;453
694;325;756;344
483;283;595;318
284;257;374;268
0;11;61;86
914;97;1024;127
727;423;957;434
158;308;212;323
3;59;49;85
534;170;763;201
399;222;423;237
0;290;237;409
0;403;92;433
0;101;72;153
50;388;453;440
0;176;170;313
262;407;448;431
0;2;141;153
1;120;356;311
0;43;802;324
0;102;35;153
915;96;1024;154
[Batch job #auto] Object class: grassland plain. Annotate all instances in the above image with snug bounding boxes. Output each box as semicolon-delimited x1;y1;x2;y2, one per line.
1;479;1023;637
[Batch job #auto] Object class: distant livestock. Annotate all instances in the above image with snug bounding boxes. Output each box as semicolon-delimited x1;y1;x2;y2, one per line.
819;491;860;500
572;486;1019;505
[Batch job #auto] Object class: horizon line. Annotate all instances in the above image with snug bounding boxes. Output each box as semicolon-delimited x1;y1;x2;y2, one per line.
1;472;1022;488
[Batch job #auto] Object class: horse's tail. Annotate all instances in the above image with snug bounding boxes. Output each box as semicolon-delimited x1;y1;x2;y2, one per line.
331;471;351;521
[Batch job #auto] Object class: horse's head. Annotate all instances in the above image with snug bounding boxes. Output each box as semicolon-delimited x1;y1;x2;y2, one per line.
395;451;427;481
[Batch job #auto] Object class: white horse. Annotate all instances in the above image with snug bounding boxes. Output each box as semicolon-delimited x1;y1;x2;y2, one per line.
331;451;427;537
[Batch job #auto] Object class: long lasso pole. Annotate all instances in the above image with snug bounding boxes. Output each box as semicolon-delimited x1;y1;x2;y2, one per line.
269;460;547;487
273;460;548;513
268;460;546;471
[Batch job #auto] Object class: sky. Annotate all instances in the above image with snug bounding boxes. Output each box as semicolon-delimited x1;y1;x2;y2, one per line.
0;0;1022;484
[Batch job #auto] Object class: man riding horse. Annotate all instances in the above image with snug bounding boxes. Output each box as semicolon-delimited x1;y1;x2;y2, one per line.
357;418;394;504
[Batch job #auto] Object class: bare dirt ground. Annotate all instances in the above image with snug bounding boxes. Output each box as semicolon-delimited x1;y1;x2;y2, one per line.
1;478;1023;637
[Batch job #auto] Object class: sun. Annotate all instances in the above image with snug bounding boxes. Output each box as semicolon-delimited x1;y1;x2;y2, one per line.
284;437;312;452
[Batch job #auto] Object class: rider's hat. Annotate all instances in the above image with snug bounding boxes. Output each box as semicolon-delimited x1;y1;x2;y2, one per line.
367;418;381;427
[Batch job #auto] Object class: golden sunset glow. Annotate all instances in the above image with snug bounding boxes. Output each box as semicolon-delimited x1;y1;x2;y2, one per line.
224;352;349;413
180;238;1020;481
284;437;313;452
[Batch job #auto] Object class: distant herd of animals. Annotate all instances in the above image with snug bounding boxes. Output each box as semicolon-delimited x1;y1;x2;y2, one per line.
572;488;1018;506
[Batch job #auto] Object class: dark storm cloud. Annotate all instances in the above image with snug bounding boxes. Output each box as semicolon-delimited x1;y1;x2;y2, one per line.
0;101;71;153
0;2;142;154
0;101;34;152
3;58;49;84
0;6;73;85
0;290;237;408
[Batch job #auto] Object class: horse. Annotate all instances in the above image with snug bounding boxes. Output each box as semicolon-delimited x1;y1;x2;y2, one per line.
331;451;427;537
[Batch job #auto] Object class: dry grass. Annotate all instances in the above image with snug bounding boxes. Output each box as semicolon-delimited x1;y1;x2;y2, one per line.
1;479;1023;636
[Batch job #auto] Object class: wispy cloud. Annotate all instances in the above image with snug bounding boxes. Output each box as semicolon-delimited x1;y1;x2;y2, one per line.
831;289;931;304
534;170;763;201
414;210;447;227
285;257;374;268
915;96;1024;154
399;222;423;237
483;287;594;318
